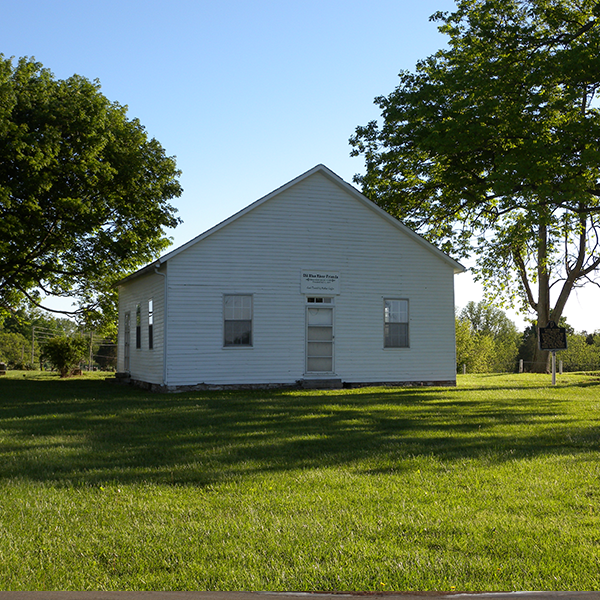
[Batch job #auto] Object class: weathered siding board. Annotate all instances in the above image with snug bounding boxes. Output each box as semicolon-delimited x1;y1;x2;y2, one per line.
159;171;457;385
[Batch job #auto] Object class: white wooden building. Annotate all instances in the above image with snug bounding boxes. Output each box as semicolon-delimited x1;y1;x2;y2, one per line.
116;165;465;390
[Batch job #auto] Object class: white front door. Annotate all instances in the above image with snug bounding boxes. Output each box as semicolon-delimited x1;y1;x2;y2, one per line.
306;305;334;373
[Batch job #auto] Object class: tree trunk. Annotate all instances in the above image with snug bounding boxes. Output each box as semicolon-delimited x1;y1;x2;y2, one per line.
532;341;551;373
529;212;592;373
531;222;551;373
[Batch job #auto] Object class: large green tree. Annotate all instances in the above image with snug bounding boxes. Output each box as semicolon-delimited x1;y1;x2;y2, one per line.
457;301;521;372
351;0;600;371
0;56;182;329
0;332;32;368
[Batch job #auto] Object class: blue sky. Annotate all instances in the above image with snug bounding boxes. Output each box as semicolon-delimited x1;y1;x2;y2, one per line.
2;0;599;332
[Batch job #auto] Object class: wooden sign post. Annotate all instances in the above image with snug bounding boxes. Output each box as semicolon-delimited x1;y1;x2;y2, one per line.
538;321;568;385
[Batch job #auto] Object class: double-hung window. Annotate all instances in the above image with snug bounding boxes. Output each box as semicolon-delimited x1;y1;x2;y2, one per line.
224;295;253;346
384;299;409;348
148;299;154;350
135;304;141;349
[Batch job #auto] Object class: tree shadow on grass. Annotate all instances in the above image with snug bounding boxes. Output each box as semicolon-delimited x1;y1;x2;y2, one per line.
0;377;598;487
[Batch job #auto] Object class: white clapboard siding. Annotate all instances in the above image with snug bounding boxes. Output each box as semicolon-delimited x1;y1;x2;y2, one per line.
150;167;461;386
117;268;165;384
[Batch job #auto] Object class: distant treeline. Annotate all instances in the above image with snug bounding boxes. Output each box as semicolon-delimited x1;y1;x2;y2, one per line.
456;301;600;373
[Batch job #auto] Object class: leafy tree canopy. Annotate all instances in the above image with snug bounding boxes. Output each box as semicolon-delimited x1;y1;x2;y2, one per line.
351;0;600;370
460;300;520;340
0;306;76;339
0;56;182;330
0;331;31;368
456;301;521;372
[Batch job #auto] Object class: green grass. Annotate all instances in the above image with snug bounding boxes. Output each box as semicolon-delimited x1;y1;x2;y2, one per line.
1;370;600;590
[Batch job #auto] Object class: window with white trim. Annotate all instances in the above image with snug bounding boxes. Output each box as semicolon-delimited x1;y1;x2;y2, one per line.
135;304;141;349
384;299;409;348
224;295;253;346
148;298;154;350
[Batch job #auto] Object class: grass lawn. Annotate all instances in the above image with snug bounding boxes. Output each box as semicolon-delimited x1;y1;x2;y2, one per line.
0;370;599;591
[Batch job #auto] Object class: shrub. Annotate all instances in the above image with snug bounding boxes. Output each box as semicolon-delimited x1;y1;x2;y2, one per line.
42;336;89;377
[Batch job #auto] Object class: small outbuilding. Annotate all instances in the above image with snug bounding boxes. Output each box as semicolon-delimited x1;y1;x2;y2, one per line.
116;165;465;390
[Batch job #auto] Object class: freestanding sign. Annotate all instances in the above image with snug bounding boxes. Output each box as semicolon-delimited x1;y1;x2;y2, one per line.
538;321;567;385
539;321;568;352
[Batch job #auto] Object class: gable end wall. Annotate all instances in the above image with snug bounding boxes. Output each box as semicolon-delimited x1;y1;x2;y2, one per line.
161;172;457;386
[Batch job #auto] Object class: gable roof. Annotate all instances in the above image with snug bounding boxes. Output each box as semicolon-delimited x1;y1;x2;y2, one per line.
117;164;465;286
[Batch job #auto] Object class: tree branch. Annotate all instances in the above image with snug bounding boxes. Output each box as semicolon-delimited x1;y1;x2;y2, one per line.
512;246;538;311
16;286;83;317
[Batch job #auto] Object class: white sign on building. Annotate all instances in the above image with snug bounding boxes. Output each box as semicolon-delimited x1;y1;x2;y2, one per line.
301;270;341;294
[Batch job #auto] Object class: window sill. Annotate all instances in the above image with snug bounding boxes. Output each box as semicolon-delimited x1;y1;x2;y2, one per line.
222;345;254;350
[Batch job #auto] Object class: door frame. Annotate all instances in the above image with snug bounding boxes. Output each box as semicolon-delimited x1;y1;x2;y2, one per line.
305;297;335;374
